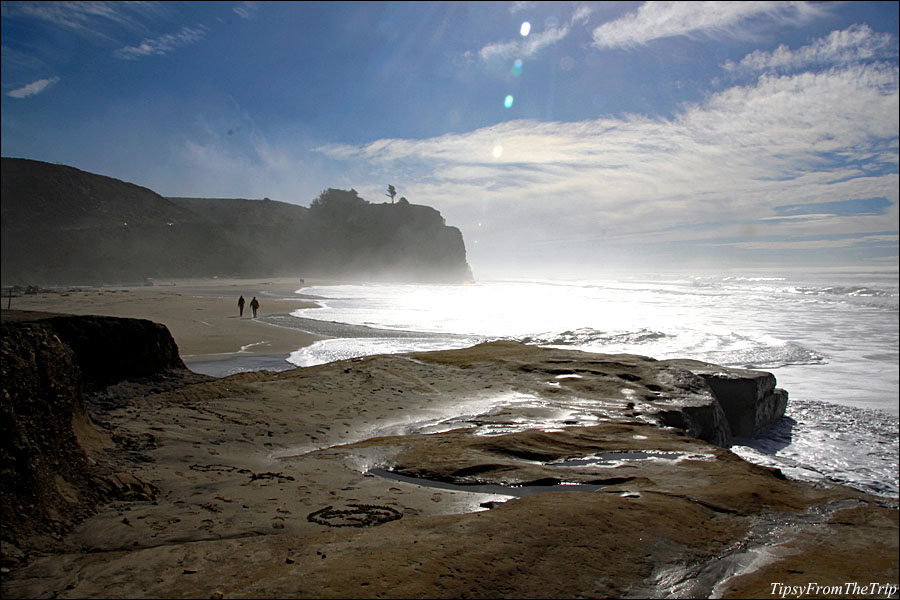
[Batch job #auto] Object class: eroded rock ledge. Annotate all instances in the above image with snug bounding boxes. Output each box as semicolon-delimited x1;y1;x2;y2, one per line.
1;316;896;599
1;311;210;568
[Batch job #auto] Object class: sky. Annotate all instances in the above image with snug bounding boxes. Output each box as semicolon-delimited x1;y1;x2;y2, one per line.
2;1;898;278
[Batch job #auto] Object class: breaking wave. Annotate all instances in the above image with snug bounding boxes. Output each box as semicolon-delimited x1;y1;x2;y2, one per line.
732;400;899;498
515;328;825;370
518;327;668;347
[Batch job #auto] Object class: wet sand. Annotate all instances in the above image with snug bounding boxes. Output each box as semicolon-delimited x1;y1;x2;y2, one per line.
7;277;328;369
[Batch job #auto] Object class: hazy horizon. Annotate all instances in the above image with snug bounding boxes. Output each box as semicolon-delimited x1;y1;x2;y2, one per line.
2;1;898;277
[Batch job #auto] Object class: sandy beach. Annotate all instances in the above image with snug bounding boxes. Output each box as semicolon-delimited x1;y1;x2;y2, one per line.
6;277;327;370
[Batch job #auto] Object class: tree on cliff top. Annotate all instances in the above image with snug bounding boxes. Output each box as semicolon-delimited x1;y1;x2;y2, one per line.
310;188;368;214
386;184;397;204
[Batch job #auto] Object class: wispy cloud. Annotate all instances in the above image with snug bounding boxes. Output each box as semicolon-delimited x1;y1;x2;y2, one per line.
478;25;570;61
719;233;898;251
113;25;207;60
8;1;164;41
591;1;826;49
723;24;898;72
508;2;535;15
570;5;593;25
233;2;259;21
6;76;60;98
474;5;593;62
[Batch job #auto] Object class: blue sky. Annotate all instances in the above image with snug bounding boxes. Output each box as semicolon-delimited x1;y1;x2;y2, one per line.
2;1;898;277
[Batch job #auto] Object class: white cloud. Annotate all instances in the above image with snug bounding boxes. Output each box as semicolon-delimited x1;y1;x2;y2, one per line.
571;5;593;25
6;76;60;98
509;2;535;15
724;24;898;72
478;25;569;61
474;5;595;62
719;233;899;251
591;1;826;48
314;61;898;265
9;1;165;42
113;25;207;60
233;2;259;20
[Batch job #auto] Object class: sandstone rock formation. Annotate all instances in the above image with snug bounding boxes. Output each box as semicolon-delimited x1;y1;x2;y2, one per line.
0;311;209;569
661;358;789;438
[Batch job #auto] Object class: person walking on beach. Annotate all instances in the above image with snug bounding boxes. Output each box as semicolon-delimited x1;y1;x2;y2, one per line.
238;295;245;317
250;296;260;319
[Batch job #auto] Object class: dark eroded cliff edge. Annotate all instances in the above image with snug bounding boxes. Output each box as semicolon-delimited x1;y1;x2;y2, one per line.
0;311;210;568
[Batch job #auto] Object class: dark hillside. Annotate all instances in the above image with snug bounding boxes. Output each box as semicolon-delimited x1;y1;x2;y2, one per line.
1;158;473;285
169;197;308;226
1;159;203;231
168;197;312;276
1;159;256;284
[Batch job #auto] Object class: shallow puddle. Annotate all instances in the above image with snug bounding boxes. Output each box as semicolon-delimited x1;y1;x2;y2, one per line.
369;468;612;498
550;450;714;468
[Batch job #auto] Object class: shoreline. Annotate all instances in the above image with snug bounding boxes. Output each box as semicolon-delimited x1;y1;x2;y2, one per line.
182;352;302;377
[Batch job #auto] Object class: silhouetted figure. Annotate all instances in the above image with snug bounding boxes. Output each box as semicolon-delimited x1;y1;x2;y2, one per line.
250;296;260;319
238;295;245;317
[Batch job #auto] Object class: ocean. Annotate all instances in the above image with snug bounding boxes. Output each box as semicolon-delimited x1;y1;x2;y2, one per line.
266;269;899;499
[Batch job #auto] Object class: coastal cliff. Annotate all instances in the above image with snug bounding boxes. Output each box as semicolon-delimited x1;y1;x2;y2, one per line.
1;313;896;598
0;311;209;569
0;158;473;285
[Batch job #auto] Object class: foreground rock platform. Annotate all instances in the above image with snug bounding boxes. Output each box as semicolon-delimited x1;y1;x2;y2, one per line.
1;314;897;599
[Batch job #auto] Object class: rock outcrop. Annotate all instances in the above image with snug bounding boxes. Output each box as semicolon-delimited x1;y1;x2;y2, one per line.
431;342;789;448
661;358;789;438
0;311;209;568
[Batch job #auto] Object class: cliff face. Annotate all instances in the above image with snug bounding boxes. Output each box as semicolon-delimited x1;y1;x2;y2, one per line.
173;189;473;283
1;158;473;285
0;311;207;567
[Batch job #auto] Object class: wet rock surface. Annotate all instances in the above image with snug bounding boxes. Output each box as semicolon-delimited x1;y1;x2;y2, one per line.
1;319;896;598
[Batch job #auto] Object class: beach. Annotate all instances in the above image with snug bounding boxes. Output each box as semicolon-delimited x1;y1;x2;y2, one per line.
6;277;324;370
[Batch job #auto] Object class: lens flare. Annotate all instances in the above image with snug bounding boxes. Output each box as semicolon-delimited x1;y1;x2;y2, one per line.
520;21;531;36
504;95;514;108
511;59;523;77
